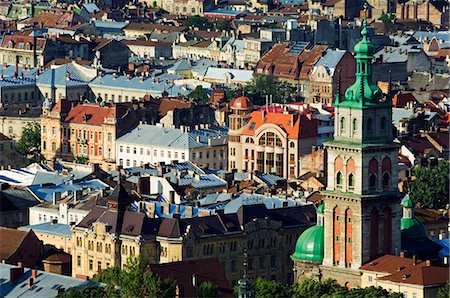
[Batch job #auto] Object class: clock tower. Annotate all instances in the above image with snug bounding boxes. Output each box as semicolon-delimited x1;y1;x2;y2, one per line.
319;13;402;287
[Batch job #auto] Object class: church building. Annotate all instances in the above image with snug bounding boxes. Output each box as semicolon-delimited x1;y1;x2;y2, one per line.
291;12;403;288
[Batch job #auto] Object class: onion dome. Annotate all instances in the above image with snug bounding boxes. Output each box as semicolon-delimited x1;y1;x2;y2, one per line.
401;195;427;239
291;225;324;262
291;203;325;262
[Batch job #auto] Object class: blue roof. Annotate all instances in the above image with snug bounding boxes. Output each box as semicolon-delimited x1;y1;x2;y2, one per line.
0;263;97;297
19;222;72;238
199;192;232;206
314;49;346;75
412;31;450;48
435;238;449;258
257;173;285;186
116;124;228;150
204;67;253;83
28;179;108;202
0;65;37;79
165;172;226;189
93;20;129;30
37;63;99;87
223;193;305;214
150;202;212;218
165;161;205;174
0;76;35;88
89;73;190;97
168;59;191;72
205;9;243;16
82;3;100;13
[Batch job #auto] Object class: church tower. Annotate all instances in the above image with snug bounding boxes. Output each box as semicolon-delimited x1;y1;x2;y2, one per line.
320;12;402;287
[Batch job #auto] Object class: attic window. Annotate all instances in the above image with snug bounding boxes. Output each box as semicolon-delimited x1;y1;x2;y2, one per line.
18;42;24;49
249;122;256;130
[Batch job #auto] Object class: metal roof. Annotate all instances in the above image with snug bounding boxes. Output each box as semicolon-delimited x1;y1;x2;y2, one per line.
223;193;305;214
313;49;346;75
0;263;97;297
116;124;228;149
19;222;72;238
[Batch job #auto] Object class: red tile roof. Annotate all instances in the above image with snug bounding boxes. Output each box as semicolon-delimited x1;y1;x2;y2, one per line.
241;110;317;139
392;93;418;108
379;262;449;286
53;103;128;126
22;11;85;29
256;43;327;81
1;34;46;51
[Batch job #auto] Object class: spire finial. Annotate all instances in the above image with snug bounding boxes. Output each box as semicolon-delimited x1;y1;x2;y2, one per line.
362;3;368;39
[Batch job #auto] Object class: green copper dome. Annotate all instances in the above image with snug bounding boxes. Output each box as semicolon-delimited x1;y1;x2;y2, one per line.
291;225;324;262
401;218;427;239
334;12;386;109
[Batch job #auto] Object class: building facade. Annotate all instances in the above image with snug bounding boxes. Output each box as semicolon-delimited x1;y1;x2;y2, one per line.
116;124;228;170
40;99;136;171
228;97;318;179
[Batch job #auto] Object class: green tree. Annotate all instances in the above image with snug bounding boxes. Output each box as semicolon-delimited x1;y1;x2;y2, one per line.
152;0;157;7
437;282;449;298
243;75;297;105
378;10;395;24
57;285;118;298
291;278;347;298
347;286;403;298
16;121;41;160
74;155;88;164
93;256;176;298
409;160;449;209
188;85;209;104
186;16;210;28
253;277;291;298
197;281;220;298
215;19;231;31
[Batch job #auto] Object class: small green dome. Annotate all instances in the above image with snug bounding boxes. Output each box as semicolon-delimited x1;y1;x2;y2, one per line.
401;196;414;208
317;203;324;214
401;218;427;239
291;225;324;262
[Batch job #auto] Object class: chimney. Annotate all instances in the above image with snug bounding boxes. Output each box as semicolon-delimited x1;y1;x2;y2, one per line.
17;262;23;268
53;192;61;205
28;278;34;287
137;176;150;195
175;204;180;214
10;267;24;284
169;190;175;204
74;190;82;204
112;73;117;79
66;71;70;81
412;255;417;265
31;269;37;279
15;55;19;78
425;260;431;266
92;163;100;176
126;74;131;81
185;206;193;218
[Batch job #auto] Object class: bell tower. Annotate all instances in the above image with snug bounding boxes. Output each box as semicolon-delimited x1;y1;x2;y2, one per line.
320;10;402;287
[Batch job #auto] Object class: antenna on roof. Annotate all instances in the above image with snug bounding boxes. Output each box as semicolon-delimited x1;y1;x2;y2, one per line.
265;95;268;110
270;94;273;106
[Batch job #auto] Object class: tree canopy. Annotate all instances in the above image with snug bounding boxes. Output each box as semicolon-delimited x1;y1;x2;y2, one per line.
15;121;41;161
437;282;449;298
249;278;403;298
188;85;209;104
409;160;449;209
92;256;176;298
196;281;221;298
243;75;298;105
186;16;211;29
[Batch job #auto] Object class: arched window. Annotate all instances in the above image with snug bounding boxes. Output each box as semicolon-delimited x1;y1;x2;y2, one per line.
380;117;386;131
348;173;355;190
367;118;373;136
336;172;343;188
352;118;358;135
369;174;377;191
289;141;295;148
382;172;390;190
340;117;346;134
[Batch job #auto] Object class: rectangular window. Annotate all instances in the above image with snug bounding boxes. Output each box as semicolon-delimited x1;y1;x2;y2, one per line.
120;146;123;153
99;132;102;140
52;127;56;135
368;275;372;282
133;147;137;154
108;133;112;141
154;150;157;156
89;259;93;271
77;256;81;267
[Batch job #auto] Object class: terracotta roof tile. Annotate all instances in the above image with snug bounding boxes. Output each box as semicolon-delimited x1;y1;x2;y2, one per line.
241;110;317;139
378;262;449;286
59;103;128;126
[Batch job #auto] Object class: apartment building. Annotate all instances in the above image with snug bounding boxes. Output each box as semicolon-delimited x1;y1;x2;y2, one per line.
116;124;228;170
71;183;160;279
228;96;318;179
40;99;138;171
